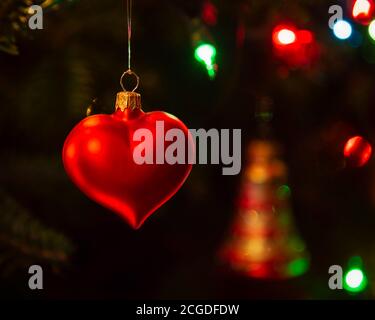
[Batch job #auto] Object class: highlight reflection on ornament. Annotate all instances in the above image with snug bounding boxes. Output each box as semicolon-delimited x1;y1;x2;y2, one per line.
220;140;309;279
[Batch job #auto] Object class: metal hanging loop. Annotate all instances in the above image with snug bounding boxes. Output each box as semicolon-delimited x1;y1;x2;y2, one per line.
120;69;139;92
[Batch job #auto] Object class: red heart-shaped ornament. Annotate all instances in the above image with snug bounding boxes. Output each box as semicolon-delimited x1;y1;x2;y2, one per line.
63;92;193;229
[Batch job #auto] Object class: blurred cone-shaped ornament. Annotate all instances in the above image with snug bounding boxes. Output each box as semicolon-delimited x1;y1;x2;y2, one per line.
220;140;309;279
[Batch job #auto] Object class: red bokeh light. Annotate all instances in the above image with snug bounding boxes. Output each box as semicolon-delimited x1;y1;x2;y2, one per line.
201;0;218;26
272;24;319;68
344;136;372;167
272;26;297;46
352;0;375;25
298;30;313;44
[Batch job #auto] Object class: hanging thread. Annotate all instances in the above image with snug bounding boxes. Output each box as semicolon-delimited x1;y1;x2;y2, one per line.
127;0;132;70
120;0;139;92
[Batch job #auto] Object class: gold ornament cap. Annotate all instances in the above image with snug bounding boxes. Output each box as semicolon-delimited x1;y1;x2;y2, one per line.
115;91;141;111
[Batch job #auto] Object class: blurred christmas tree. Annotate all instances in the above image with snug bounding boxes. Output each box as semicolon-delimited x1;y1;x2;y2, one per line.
221;140;309;279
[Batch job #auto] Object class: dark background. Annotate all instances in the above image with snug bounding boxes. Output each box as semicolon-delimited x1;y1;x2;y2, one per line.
1;0;375;299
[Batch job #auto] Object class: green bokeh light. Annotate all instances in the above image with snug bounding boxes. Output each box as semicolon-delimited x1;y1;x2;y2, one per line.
286;257;309;277
194;43;217;79
344;268;367;293
255;111;273;122
369;20;375;41
348;256;363;268
276;185;291;200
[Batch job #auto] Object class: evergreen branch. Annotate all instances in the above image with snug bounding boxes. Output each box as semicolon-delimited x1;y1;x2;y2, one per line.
0;189;74;272
0;0;70;55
